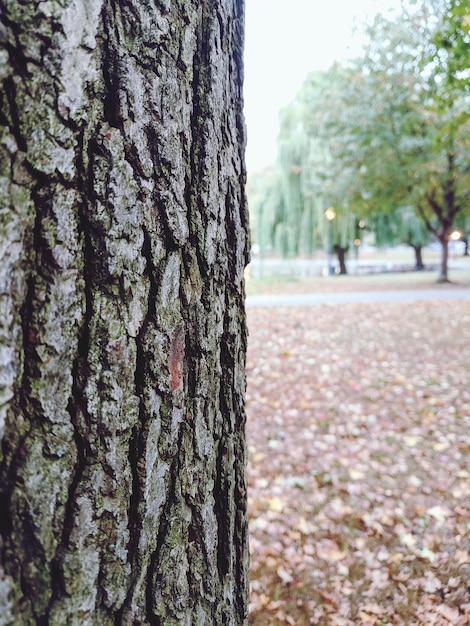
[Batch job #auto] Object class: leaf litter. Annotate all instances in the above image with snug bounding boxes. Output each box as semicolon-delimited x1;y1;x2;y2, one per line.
246;299;470;625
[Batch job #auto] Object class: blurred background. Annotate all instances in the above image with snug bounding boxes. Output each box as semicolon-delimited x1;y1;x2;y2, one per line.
243;3;470;623
243;0;470;285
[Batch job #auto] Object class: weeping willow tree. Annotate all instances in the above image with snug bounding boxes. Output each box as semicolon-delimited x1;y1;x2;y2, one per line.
251;70;372;264
247;101;323;259
246;166;285;255
396;207;431;269
276;70;372;270
370;207;431;269
248;74;343;261
275;102;315;257
320;206;355;274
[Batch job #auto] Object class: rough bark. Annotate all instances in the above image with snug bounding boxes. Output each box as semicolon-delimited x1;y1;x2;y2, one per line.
0;1;249;624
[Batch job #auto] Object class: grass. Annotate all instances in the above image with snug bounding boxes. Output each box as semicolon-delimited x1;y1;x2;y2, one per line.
245;257;470;296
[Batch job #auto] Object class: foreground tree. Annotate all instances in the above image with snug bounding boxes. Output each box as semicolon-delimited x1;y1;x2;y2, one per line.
0;1;249;624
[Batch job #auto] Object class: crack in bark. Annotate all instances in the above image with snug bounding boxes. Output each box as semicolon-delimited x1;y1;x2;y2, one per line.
116;224;158;622
147;415;188;625
2;77;28;151
101;3;126;130
46;131;94;617
0;162;56;619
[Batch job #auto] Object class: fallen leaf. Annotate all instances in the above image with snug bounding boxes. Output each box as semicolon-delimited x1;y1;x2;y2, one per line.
268;497;285;512
317;541;347;562
246;300;470;626
277;566;293;585
319;590;338;609
422;572;441;593
427;505;450;521
435;605;462;622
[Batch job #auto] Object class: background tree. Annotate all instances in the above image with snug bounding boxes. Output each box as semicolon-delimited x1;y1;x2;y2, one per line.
276;102;319;257
272;69;368;272
320;0;470;281
246;165;283;257
368;207;431;269
432;0;470;95
247;68;371;268
321;199;355;276
0;1;249;624
265;1;469;278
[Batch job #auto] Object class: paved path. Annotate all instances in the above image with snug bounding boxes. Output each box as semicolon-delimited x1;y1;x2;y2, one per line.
246;289;470;308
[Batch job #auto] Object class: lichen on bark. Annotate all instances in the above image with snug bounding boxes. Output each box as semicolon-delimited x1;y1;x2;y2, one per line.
0;0;249;624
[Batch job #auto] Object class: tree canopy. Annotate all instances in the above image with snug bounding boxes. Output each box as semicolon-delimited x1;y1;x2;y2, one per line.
248;0;470;280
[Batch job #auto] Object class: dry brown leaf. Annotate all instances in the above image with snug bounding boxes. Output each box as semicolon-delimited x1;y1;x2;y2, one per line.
247;300;470;626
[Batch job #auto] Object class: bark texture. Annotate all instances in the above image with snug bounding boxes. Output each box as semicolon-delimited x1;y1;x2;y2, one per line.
0;1;249;624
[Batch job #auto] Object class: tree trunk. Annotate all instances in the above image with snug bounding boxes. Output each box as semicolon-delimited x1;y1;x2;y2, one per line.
0;1;249;624
438;235;450;282
334;244;348;275
413;246;425;271
463;237;469;256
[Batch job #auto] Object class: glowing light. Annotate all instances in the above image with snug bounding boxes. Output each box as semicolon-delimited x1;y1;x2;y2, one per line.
325;207;336;221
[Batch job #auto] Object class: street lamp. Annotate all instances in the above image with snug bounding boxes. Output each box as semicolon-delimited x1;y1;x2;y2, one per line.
325;207;336;275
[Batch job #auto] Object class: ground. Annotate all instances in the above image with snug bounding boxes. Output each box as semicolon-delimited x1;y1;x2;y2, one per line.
246;266;470;625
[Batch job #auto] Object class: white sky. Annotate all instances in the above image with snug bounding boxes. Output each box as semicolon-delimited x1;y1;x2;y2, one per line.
243;0;403;173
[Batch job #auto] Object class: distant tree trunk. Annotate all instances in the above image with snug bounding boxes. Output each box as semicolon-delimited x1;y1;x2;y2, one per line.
412;245;425;270
438;233;450;283
334;244;348;275
416;151;463;283
463;236;469;256
0;1;249;624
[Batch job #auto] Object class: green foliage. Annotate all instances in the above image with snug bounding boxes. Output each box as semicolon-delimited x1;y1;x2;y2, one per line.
248;0;470;277
431;0;470;95
247;101;323;258
370;207;430;249
247;166;284;254
311;0;469;277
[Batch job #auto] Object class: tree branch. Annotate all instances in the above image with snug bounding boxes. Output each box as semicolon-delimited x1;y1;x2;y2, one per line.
416;202;438;237
425;188;445;224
